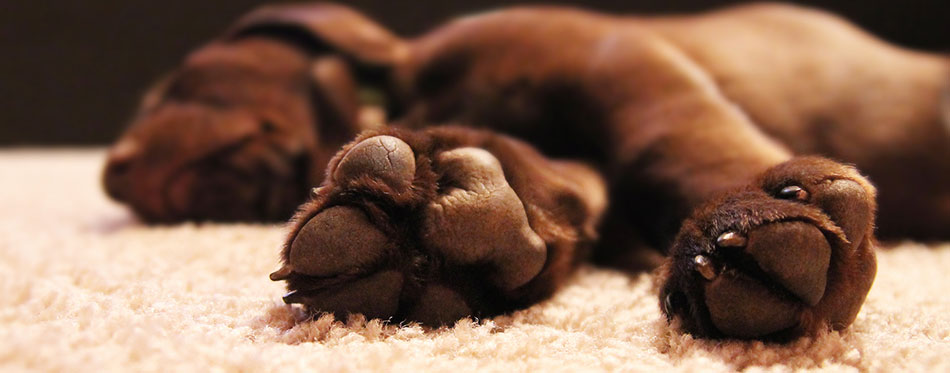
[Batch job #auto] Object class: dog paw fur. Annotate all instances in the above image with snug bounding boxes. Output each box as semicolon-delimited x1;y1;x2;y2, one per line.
659;157;878;339
270;127;606;325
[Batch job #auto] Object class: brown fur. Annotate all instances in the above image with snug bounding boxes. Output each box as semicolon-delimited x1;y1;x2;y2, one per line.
106;2;948;339
103;3;398;222
276;127;605;323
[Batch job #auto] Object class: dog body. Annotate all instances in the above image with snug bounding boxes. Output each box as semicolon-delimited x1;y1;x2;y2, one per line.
393;4;949;243
106;3;948;339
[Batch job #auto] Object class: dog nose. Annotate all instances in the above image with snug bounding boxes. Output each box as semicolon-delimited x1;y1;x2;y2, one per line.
103;158;131;202
103;140;140;201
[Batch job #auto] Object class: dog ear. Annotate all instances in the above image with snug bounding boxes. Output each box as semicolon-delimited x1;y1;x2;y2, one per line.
225;3;408;70
133;73;175;117
226;3;405;141
308;55;384;146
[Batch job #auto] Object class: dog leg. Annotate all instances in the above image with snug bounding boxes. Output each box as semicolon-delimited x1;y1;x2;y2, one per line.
578;36;880;339
269;126;606;325
658;157;877;339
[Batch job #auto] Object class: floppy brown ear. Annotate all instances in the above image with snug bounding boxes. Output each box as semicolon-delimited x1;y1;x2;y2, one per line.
225;2;408;69
226;3;405;142
308;55;384;146
133;73;175;116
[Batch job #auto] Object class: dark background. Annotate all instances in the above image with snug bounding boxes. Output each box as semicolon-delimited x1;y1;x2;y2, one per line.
1;0;947;146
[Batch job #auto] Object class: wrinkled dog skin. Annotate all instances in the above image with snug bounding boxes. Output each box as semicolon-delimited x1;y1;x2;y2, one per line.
109;3;950;339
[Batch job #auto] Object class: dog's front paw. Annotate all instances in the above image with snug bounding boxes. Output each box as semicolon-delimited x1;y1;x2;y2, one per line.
270;128;605;325
659;157;878;339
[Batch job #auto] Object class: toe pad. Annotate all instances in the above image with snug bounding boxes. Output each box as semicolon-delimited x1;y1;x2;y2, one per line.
289;206;389;277
422;147;547;290
334;135;416;190
746;222;830;306
705;271;802;338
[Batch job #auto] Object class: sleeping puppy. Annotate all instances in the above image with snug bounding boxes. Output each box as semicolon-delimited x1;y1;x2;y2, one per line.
109;3;950;340
102;4;401;221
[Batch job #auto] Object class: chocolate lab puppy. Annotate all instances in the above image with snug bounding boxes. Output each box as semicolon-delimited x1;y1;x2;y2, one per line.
108;3;950;340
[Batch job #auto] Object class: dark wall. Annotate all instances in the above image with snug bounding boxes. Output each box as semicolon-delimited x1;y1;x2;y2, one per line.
1;0;947;146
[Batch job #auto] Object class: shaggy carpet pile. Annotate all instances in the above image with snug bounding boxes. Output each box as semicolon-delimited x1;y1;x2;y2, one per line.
1;149;948;372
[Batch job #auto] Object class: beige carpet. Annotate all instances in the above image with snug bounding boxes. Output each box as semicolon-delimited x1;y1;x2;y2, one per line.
1;149;949;372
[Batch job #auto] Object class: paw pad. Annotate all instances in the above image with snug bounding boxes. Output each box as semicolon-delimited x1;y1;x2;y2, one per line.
661;157;877;339
272;133;569;325
333;135;416;190
422;147;547;290
286;206;389;277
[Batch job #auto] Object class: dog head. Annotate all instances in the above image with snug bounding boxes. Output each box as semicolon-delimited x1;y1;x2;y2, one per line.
103;3;406;222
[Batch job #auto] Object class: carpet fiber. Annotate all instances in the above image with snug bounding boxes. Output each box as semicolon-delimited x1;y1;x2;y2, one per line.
1;149;949;372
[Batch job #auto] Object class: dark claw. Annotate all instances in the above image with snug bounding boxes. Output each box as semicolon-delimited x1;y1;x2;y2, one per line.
310;187;325;199
282;290;301;304
663;293;674;315
716;231;747;248
663;291;688;321
693;255;717;280
778;185;809;201
270;265;294;281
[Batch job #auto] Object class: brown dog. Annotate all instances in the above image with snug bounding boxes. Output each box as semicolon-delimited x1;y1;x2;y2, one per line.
107;3;949;339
